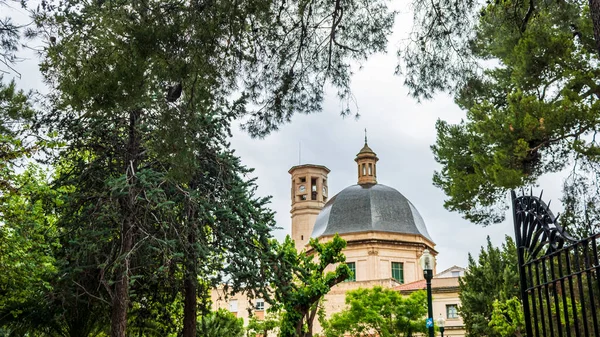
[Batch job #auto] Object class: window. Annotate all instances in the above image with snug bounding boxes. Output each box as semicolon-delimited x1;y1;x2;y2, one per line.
255;299;265;311
345;262;356;282
391;262;404;283
447;304;458;319
368;163;372;175
362;164;366;175
229;299;238;312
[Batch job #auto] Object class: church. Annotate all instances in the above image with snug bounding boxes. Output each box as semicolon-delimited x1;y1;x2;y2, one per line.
212;139;466;336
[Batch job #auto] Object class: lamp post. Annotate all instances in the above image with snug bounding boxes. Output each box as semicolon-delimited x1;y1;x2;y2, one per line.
420;249;435;337
437;314;446;337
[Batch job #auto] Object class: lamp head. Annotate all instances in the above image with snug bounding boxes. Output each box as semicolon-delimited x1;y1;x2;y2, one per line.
419;249;434;271
437;314;446;328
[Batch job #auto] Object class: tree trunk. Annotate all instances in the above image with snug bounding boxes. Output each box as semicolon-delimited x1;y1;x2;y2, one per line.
111;217;134;337
110;110;141;337
295;314;304;337
306;305;319;337
183;225;198;337
590;0;600;55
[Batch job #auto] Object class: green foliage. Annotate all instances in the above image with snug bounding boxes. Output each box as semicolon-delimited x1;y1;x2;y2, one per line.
0;1;38;192
0;17;56;335
3;0;397;335
269;235;350;337
323;287;428;337
36;0;395;138
459;236;520;337
406;0;600;225
0;0;27;71
489;297;525;337
559;173;600;237
197;309;244;337
247;311;282;337
0;166;59;334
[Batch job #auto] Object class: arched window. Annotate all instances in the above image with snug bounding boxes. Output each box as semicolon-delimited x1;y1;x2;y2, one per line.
368;163;372;176
362;163;366;175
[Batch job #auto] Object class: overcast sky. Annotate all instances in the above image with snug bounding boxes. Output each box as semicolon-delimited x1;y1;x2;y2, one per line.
6;1;567;272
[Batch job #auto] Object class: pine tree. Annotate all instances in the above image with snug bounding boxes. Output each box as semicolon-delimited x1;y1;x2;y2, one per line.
459;236;520;337
399;0;600;225
33;1;396;335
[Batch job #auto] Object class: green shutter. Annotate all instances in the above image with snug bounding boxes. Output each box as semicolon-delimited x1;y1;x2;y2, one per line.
345;262;356;282
391;262;404;283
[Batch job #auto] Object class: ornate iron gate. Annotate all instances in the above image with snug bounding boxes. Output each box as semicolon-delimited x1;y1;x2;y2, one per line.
512;190;600;337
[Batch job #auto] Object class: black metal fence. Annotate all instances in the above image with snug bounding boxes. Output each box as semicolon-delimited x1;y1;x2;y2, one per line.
512;190;600;337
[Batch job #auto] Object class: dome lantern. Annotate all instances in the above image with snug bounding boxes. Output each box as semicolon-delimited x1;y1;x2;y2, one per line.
355;129;378;185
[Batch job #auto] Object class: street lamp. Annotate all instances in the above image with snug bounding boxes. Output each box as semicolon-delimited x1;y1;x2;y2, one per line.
420;249;435;337
437;314;446;337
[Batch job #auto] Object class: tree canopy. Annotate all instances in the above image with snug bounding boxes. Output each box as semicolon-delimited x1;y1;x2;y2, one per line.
197;309;245;337
489;297;525;337
269;235;351;337
404;0;600;225
0;0;400;335
15;0;398;335
459;236;520;337
323;286;428;337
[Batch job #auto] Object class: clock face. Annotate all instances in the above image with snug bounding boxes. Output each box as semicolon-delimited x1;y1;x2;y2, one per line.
299;185;306;193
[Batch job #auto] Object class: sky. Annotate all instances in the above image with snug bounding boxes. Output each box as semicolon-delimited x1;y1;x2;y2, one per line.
5;0;567;272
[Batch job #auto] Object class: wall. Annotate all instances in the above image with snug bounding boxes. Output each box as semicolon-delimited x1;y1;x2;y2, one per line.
432;291;465;336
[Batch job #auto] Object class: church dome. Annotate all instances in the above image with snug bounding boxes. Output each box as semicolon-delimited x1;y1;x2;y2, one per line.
311;183;432;241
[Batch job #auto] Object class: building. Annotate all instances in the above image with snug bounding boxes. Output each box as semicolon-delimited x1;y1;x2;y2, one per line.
395;266;466;336
212;139;466;336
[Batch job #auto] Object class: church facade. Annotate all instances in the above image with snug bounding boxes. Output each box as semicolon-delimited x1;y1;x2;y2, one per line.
212;140;466;336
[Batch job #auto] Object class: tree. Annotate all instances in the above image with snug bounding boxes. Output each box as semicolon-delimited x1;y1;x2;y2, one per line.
0;166;60;336
459;236;520;337
402;0;600;225
34;1;396;335
0;0;39;192
322;287;428;337
404;0;600;98
269;235;350;337
246;311;282;337
559;172;600;237
0;0;30;72
489;297;525;337
197;309;244;337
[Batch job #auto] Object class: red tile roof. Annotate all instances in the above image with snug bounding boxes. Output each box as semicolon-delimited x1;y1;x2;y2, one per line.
394;277;460;292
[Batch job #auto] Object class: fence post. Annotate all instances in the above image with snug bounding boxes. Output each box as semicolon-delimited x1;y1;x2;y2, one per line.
511;190;534;337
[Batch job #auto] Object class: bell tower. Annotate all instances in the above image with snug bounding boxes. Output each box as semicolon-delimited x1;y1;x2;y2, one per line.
289;164;330;251
355;131;378;185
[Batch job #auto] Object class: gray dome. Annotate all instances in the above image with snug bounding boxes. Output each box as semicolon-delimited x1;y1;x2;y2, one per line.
311;184;432;241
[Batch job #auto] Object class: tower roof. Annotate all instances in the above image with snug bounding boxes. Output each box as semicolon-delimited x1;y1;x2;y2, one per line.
358;143;375;155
